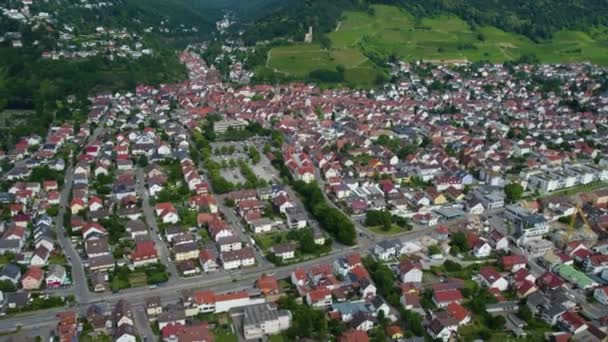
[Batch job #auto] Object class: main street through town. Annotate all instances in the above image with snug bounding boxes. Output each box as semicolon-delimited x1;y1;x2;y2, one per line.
0;212;447;333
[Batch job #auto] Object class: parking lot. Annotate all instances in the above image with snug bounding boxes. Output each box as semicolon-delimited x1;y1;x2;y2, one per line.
250;155;278;182
220;167;244;183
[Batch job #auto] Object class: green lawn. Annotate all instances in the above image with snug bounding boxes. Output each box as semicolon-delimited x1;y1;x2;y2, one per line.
253;232;286;251
129;270;148;288
267;4;608;86
110;277;130;292
369;224;406;235
80;333;111;342
49;253;67;265
0;254;14;266
269;335;285;342
214;328;238;342
268;44;336;77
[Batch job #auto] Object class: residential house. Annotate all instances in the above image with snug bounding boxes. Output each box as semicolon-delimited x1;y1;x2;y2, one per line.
306;287;333;308
432;289;463;308
426;318;457;342
174;242;199;262
0;264;21;284
478;267;508;291
501;255;528;273
374;240;401;261
131;240;158;267
399;260;423;284
221;247;255;270
113;299;134;328
21;266;44;290
271;243;296;261
199;249;218;273
46;264;68;288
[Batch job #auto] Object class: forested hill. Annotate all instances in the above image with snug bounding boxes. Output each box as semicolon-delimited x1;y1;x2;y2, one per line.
237;0;369;44
239;0;608;43
386;0;608;41
0;0;293;148
0;0;224;148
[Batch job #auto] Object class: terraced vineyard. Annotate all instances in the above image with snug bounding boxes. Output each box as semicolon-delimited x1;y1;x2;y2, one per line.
267;5;608;86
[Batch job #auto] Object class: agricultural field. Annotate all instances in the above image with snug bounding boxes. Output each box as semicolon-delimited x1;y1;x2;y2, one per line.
267;4;608;86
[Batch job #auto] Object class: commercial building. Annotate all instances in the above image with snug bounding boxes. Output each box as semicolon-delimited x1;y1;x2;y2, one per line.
242;303;292;340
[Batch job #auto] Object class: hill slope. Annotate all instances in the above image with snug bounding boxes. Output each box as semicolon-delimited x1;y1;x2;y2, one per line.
386;0;608;41
243;0;608;43
245;2;608;87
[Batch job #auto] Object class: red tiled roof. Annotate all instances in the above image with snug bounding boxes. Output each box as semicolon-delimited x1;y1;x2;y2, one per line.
479;266;503;284
214;291;249;302
23;266;44;281
433;289;462;303
194;290;215;304
339;330;369;342
447;302;470;322
308;287;331;302
132;241;157;260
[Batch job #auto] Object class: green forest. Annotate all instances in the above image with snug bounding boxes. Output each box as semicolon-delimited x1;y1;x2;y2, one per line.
241;0;608;43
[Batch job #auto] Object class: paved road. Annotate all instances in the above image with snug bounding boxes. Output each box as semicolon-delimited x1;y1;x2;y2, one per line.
54;163;91;303
136;167;178;279
134;307;155;342
0;219;425;333
53;115;111;303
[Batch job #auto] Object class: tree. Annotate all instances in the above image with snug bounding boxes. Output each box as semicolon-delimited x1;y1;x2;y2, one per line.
487;314;506;330
427;244;442;256
279;296;328;340
364;257;396;298
443;260;462;272
371;327;386;342
137;155;148;167
504;183;524;202
292;181;356;245
46;206;59;217
248;146;261;164
365;210;392;229
392;215;412;230
450;232;469;253
287;228;316;254
403;310;424;336
0;280;16;292
517;304;533;323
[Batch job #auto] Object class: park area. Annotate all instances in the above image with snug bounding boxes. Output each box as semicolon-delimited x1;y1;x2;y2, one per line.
267;4;608;86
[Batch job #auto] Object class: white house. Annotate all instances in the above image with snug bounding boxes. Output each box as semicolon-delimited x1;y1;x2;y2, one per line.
472;240;493;258
306;287;332;308
427;318;457;342
250;218;273;234
478;267;508;291
114;326;136;342
374;240;400;261
400;260;423;283
148;183;164;197
30;246;50;266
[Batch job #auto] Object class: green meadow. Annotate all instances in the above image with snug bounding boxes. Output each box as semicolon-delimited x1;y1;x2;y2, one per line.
266;4;608;86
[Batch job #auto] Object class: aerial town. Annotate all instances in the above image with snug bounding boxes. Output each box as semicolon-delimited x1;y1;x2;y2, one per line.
1;15;608;342
0;0;195;60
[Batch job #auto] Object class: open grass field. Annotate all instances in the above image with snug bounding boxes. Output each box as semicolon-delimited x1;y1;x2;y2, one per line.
369;224;406;235
267;4;608;86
